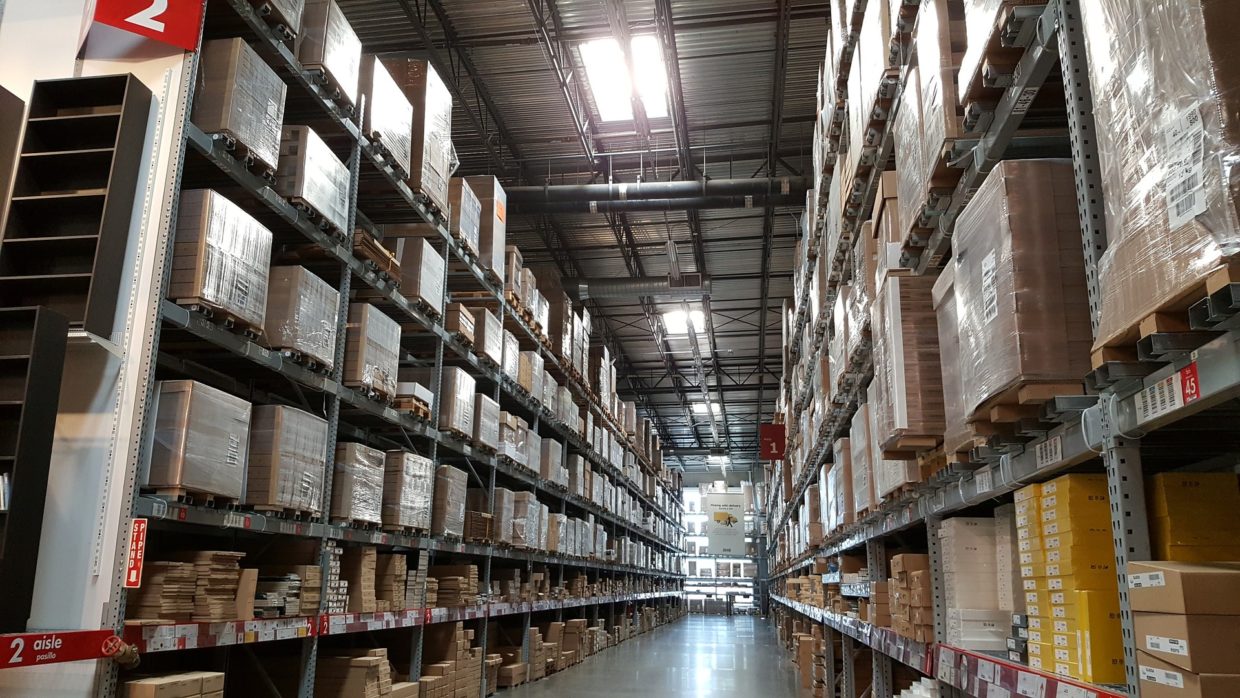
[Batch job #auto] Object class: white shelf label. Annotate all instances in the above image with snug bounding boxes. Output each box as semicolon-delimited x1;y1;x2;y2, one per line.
978;658;998;683
1145;634;1189;655
987;685;1011;698
1135;374;1185;424
975;468;994;494
1035;435;1063;470
1016;671;1047;698
1140;664;1185;688
1129;571;1166;589
1054;685;1093;698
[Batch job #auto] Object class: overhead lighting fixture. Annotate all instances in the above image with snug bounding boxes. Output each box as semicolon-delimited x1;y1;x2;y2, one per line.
580;35;669;122
663;308;705;336
707;454;730;465
692;402;722;419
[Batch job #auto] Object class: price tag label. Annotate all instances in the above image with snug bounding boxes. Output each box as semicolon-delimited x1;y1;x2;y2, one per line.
975;468;994;495
987;685;1011;698
978;658;998;683
1054;684;1093;698
1135;374;1185;424
1016;671;1047;698
222;512;250;529
1035;435;1063;470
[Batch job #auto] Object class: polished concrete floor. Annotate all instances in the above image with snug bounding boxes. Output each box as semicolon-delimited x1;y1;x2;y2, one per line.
503;614;800;697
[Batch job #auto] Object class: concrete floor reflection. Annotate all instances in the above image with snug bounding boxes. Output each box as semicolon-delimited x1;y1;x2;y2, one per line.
502;613;799;697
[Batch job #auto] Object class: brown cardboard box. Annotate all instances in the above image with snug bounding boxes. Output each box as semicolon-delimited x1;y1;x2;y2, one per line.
331;442;385;524
360;54;413;178
192;38;287;172
431;465;468;537
469;306;503;366
382;59;453;214
891;554;930;576
1138;651;1240;698
246;405;328;515
123;674;204;698
382;450;434;531
447;178;481;258
344;303;400;397
1134;612;1240;673
297;0;361;108
263;265;340;370
388;237;445;313
275;125;350;233
149;380;251;500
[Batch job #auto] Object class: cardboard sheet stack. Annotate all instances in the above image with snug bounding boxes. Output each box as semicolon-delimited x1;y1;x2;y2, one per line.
126;562;196;621
254;573;302;618
342;546;377;613
376;553;407;612
315;648;392;698
123;671;225;698
422;623;482;698
167;550;246;622
429;565;479;606
889;554;932;642
406;551;430;608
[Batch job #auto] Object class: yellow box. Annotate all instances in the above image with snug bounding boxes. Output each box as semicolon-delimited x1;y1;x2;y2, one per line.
1147;472;1240;518
1019;548;1046;565
1015;499;1039;518
1043;529;1112;553
1044;544;1110;567
1027;640;1053;657
1026;589;1053;609
1017;523;1042;541
1045;567;1118;592
1154;543;1240;563
1075;591;1125;684
1039;490;1109;520
1014;483;1041;503
1018;537;1043;553
1040;473;1108;498
1027;627;1048;644
1021;562;1047;579
1028;616;1047;631
1152;513;1240;546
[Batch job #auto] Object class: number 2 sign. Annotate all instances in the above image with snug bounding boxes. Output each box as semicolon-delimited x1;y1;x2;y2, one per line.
94;0;205;52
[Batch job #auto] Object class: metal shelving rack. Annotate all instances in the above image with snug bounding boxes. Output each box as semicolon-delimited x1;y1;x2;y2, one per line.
764;0;1240;696
30;1;692;695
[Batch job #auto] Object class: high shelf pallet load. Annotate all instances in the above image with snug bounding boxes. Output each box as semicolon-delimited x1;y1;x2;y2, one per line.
192;37;287;174
383;59;455;215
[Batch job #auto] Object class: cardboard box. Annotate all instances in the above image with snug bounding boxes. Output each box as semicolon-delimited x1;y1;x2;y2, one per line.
360;54;413;177
331;442;385;524
193;38;287;172
431;465;468;537
1129;562;1240;615
382;59;454;214
389;237;445;313
275;125;350;233
470;306;503;366
1135;611;1240;673
264;265;340;369
149;380;251;500
382;450;433;531
343;303;400;398
246;405;328;515
298;0;361;108
1138;651;1240;698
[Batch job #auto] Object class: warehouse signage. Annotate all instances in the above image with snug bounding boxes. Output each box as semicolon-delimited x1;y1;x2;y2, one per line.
2;630;118;669
123;518;147;589
704;493;745;555
759;423;785;460
93;0;206;52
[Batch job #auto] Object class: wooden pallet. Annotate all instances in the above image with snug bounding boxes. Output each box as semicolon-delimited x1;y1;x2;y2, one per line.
175;297;264;340
880;432;942;459
248;504;320;521
147;487;240;509
394;395;432;421
958;1;1049;106
967;380;1084;426
209;127;277;179
1091;263;1240;368
445;427;473;444
352;229;402;281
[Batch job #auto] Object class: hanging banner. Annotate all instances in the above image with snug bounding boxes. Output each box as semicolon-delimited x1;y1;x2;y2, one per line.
759;423;786;460
704;492;745;556
93;0;206;52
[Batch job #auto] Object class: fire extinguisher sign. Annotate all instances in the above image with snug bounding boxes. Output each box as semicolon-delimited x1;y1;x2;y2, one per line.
93;0;206;52
124;518;148;589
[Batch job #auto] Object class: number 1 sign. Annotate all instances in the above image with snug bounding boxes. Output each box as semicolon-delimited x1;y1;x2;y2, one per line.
93;0;205;51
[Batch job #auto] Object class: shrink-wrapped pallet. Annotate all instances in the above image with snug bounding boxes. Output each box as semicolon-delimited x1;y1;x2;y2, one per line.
298;0;361;108
540;439;564;486
431;465;467;537
493;487;515;545
519;350;544;397
331;442;384;524
465;175;507;282
524;430;543;475
193;38;287;172
264;265;339;370
343;303;399;398
275;126;350;233
388;237;445;313
916;0;966;195
448;177;481;258
951;160;1091;417
250;0;303;38
382;450;433;531
932;264;971;454
849;402;876;515
171;189;273;334
870;275;945;451
437;366;476;437
1081;0;1240;350
472;393;500;451
501;330;519;381
359;55;413;177
445;302;474;344
868;381;920;499
246;405;327;515
893;64;924;243
149;380;251;500
382;59;455;214
512;491;540;548
469;306;503;366
827;439;854;532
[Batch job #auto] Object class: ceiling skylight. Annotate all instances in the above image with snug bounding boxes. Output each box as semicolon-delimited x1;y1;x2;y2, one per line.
692;402;721;418
580;35;669;122
663;309;705;336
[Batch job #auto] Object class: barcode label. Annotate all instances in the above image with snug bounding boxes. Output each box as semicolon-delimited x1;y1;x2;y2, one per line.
975;467;994;494
1130;571;1166;588
1146;634;1189;655
981;251;1000;323
1135;374;1185;423
1035;435;1063;469
1016;671;1046;698
1163;108;1207;229
1140;664;1185;688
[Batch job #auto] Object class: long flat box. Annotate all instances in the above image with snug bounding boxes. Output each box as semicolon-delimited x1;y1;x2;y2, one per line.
1135;612;1240;673
1129;561;1240;615
193;38;287;172
149;380;251;499
1139;651;1240;698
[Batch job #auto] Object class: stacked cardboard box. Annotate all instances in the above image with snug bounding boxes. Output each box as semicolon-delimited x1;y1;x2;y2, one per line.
431;465;467;537
254;572;302;618
123;671;225;698
166;550;246;622
259;564;321;615
473;393;500;451
341;546;377;613
276;125;351;233
359;54;413;178
344;303;400;399
316;648;392;698
263;265;340;370
889;554;932;642
1016;475;1123;683
1147;473;1240;561
192;37;286;172
470;306;503;366
149;380;251;501
422;623;482;698
428;565;479;606
388;237;445;313
126;562;196;621
447;177;481;258
331;442;384;525
382;59;453;214
381;450;433;532
376;553;407;612
246;405;328;516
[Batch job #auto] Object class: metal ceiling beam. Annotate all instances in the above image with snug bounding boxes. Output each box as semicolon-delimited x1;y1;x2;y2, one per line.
524;0;598;167
602;0;651;142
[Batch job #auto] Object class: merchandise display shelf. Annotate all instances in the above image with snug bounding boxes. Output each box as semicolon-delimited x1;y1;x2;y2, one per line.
771;594;932;675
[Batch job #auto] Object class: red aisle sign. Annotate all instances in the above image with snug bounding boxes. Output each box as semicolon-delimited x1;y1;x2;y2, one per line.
2;630;119;669
1180;362;1201;405
124;518;147;589
93;0;206;51
759;423;786;461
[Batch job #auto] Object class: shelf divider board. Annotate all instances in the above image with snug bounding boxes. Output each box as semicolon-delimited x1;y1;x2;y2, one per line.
0;86;23;229
0;306;69;633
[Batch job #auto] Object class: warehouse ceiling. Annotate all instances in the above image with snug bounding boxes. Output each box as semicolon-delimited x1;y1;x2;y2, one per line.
340;0;825;475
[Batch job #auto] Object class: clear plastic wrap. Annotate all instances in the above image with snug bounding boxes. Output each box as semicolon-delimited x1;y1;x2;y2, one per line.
916;0;965;193
276;126;350;233
472;393;500;451
390;237;445;313
171;189;273;333
952;160;1092;418
849;402;875;514
537;503;549;551
958;0;1019;106
448;177;481;257
470;306;503;365
828;439;854;532
331;442;384;524
857;0;892;124
502;329;520;381
382;450;433;531
193;38;287;172
532;289;549;334
932;264;971;454
246;405;327;515
542;372;558;412
344;303;400;398
568;455;585;497
870;275;944;450
519;350;544;396
493;487;515;544
549;512;566;552
1080;0;1240;349
298;0;361;108
511;492;539;548
264;265;339;369
829;286;850;395
866;380;920;499
464;175;507;281
524;429;543;473
437;366;476;436
893;64;924;245
380;59;454;213
360;55;413;177
431;465;467;537
150;380;251;500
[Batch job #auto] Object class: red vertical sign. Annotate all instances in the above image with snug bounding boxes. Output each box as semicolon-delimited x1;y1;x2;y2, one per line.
759;423;786;461
93;0;206;51
1180;362;1201;405
124;518;147;588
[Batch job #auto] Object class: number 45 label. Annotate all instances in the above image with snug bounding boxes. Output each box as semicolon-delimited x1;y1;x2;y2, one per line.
94;0;205;52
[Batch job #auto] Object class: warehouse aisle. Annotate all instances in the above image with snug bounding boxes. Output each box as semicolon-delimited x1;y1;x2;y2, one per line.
504;614;799;697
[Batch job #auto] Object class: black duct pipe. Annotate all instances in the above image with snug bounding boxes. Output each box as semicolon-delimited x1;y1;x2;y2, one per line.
505;176;811;203
511;194;806;214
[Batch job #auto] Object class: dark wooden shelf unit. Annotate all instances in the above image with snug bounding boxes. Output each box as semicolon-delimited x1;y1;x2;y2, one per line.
0;306;68;633
0;74;152;338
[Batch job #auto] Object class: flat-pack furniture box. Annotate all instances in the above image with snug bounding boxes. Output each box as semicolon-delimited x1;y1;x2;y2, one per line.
331;442;384;524
1081;0;1240;352
431;465;468;537
381;59;454;214
246;405;328;515
149;380;251;501
950;160;1091;420
448;177;481;258
264;265;339;370
870;274;944;456
470;306;503;365
275;125;350;234
387;237;445;313
437;366;476;436
464;175;507;282
382;450;433;531
193;38;287;172
297;0;361;109
473;393;500;451
170;189;273;334
359;54;413;178
931;264;971;455
343;303;399;399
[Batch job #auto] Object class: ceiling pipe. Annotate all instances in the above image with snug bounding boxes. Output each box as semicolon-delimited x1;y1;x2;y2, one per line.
506;176;809;203
514;194;805;214
566;274;711;301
